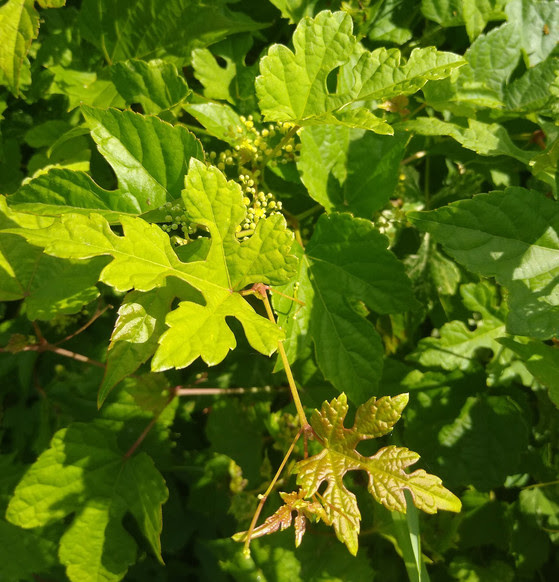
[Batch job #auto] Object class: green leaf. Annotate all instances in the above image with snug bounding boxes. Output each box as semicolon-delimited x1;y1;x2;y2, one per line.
0;198;105;320
519;486;559;540
456;21;519;107
268;0;323;23
437;395;529;490
206;399;268;486
402;118;533;165
185;102;251;145
99;287;176;406
505;0;559;66
6;422;168;582
271;241;317;382
79;0;264;66
421;0;464;27
8;160;296;371
390;492;431;582
422;0;508;37
111;58;191;114
256;10;463;132
9;168;141;220
297;126;408;216
498;337;559;408
0;0;39;95
405;392;530;491
365;0;418;45
191;33;258;112
48;66;125;110
295;393;461;555
462;0;508;40
409;282;505;370
82;106;204;211
0;520;58;582
9;106;204;219
408;187;559;338
302;213;418;401
504;56;559;114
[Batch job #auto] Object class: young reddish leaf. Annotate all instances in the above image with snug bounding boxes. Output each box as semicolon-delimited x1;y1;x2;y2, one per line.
233;490;329;548
294;393;461;555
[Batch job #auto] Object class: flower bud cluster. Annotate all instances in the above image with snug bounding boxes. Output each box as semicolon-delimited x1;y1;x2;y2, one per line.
158;200;196;236
207;115;300;235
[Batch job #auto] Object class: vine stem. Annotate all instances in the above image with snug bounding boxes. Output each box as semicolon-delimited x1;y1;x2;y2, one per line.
258;287;309;430
243;428;302;555
122;390;177;461
175;385;285;396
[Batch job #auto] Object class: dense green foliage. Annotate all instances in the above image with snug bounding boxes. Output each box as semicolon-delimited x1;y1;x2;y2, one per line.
1;1;559;580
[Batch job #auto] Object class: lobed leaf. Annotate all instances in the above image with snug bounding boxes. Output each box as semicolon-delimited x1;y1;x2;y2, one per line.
295;393;461;554
234;490;329;548
6;159;297;377
9;168;140;220
81;106;204;210
6;423;168;582
256;10;463;132
191;33;258;112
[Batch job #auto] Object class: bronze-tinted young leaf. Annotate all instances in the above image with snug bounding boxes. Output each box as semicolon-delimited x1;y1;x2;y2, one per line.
233;490;329;548
294;393;461;555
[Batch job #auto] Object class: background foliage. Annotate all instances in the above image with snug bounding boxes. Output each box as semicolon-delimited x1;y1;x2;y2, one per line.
1;0;559;580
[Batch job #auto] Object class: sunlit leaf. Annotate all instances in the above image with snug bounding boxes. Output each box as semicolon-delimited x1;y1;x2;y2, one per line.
295;393;461;554
256;10;463;132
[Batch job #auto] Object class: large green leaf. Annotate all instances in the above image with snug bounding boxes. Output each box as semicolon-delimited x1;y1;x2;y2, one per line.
111;58;191;114
295;393;461;555
9;107;204;219
256;10;463;132
0;0;39;95
296;213;417;402
7;159;297;372
82;106;204;210
6;423;168;582
8;168;140;220
297;125;408;216
408;188;559;338
79;0;263;65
